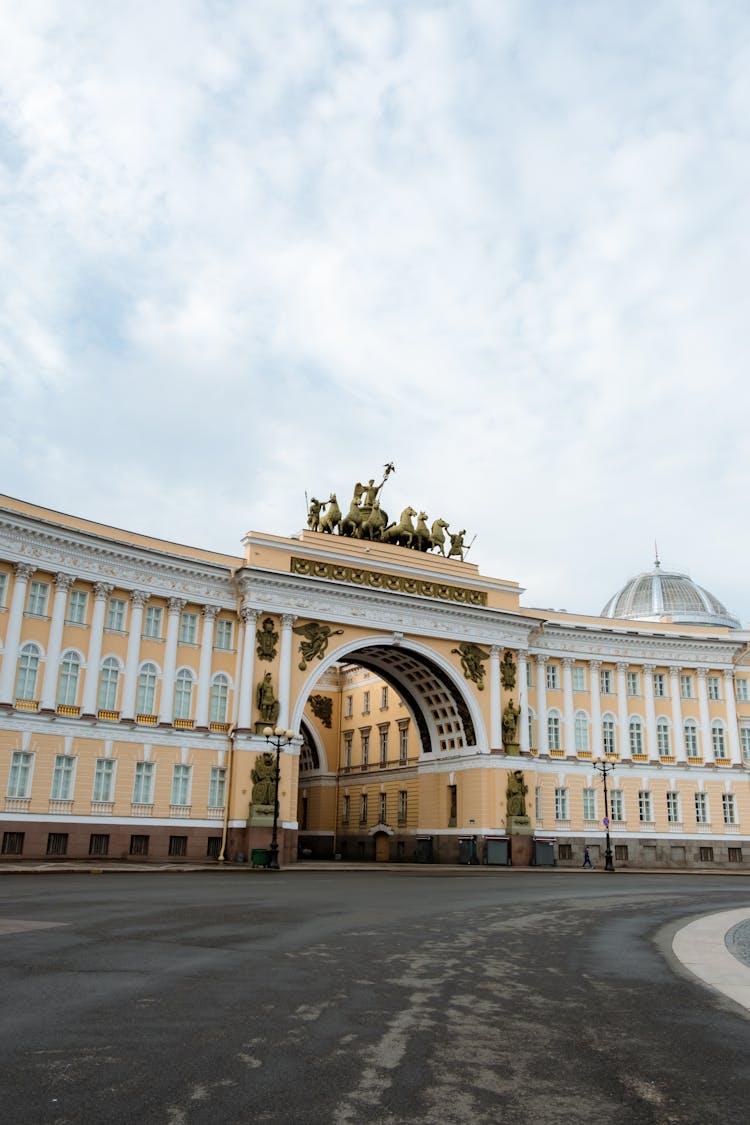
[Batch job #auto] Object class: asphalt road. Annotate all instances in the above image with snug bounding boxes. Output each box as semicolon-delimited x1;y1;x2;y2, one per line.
1;869;749;1125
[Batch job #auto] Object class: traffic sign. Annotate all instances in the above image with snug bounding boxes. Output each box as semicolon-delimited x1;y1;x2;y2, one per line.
602;817;610;826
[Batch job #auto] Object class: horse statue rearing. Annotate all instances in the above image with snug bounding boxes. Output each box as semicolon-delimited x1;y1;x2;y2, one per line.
319;493;341;534
360;500;388;540
383;507;417;548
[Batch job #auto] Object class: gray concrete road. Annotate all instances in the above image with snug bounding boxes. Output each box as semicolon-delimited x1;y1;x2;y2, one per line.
1;870;749;1125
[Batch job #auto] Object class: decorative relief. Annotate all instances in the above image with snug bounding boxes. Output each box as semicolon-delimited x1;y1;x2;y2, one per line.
451;642;490;689
290;558;487;607
293;621;345;670
308;694;333;728
256;617;279;661
500;650;517;689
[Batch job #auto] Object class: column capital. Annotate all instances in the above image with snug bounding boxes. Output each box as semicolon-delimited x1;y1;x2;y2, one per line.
241;605;259;625
535;654;548;666
167;597;187;615
616;662;629;673
642;663;656;675
281;613;297;628
490;645;502;658
55;572;76;592
14;562;36;581
562;657;574;668
723;668;735;682
202;604;220;621
696;668;708;680
588;659;602;670
669;665;681;677
131;589;151;608
93;582;114;601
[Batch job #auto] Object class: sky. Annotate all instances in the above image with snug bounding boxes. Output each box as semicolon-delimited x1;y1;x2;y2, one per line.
1;0;749;627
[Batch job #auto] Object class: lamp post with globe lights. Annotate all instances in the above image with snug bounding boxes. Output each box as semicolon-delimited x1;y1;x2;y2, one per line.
263;726;296;870
593;758;616;872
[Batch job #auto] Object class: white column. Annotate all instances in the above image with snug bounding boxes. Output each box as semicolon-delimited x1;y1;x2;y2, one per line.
562;658;575;756
669;666;685;761
535;655;548;754
697;669;713;763
80;583;114;716
724;670;742;764
616;663;629;759
589;661;602;758
236;606;258;730
490;645;501;749
158;597;186;725
195;605;219;729
0;562;36;704
643;664;657;758
40;572;75;711
278;614;297;729
121;590;150;719
518;652;530;754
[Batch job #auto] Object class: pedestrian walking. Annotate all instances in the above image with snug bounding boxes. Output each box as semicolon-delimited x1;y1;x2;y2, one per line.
582;846;592;868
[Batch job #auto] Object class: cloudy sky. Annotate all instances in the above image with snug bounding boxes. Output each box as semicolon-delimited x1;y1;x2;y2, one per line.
1;0;749;626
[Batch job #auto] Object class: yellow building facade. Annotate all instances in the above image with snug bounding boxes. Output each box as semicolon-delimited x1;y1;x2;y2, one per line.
1;491;749;868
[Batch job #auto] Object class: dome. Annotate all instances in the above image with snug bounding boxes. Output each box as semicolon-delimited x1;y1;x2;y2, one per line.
601;559;741;630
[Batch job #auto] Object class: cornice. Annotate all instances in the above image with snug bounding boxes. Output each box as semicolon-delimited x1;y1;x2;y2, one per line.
528;622;748;667
235;567;535;647
0;513;236;605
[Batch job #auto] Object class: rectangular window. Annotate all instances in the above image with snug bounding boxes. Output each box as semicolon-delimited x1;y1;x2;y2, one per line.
548;714;561;751
27;580;49;616
379;792;387;822
680;674;694;700
343;732;353;769
575;714;589;753
722;794;737;825
573;666;586;691
699;846;714;862
667;791;680;823
546;664;559;691
583;787;597;820
627;671;640;696
2;831;25;855
380;686;389;709
206;836;222;858
526;662;533;688
171;764;191;806
614;845;629;861
602;719;616;756
179;612;198;645
133;761;155;804
342;794;350;825
359;793;368;825
708;675;721;701
129;834;149;856
653;673;666;698
362;690;370;715
106;597;126;631
737;678;749;703
399;723;409;764
0;571;7;607
448;784;457;825
610;789;624;822
89;833;110;857
695;792;709;824
67;589;88;624
360;730;370;769
144;606;163;639
344;695;353;719
398;790;407;825
554;787;569;821
729;848;743;863
51;755;75;801
214;619;233;650
558;843;572;860
7;751;33;798
638;790;653;823
92;758;115;803
535;786;543;821
742;728;750;762
47;832;68;856
208;766;226;808
600;668;613;694
713;725;727;759
169;835;187;857
685;724;700;758
379;726;389;766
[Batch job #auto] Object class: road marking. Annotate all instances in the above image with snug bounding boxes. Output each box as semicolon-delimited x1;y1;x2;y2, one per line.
672;907;750;1013
0;919;67;935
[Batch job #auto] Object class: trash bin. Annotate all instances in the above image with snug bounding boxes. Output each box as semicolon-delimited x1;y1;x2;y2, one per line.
251;848;270;868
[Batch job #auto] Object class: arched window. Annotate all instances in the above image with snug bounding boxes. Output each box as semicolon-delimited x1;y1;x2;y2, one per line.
98;657;120;711
548;710;561;751
602;714;616;756
712;721;727;760
657;717;671;757
137;663;158;715
574;710;589;753
209;673;229;724
57;651;81;706
174;669;193;720
15;643;40;701
629;716;644;755
684;719;700;759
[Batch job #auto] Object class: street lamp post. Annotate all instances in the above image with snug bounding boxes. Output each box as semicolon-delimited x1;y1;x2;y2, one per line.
593;758;616;872
263;725;296;870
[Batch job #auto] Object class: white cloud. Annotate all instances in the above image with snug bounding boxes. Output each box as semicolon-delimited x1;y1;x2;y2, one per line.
0;0;749;625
